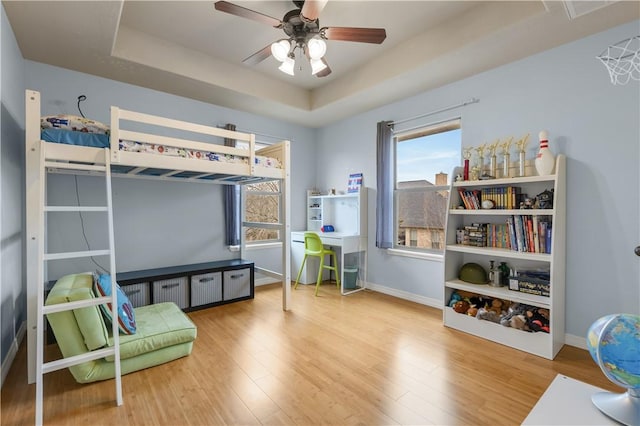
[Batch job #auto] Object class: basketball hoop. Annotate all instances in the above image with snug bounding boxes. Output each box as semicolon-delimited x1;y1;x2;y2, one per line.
597;36;640;85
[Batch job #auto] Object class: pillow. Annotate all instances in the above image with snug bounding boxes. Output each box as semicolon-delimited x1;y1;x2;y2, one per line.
94;274;137;335
41;114;110;135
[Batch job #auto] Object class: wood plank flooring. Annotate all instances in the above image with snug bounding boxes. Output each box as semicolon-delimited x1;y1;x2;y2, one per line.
1;283;617;425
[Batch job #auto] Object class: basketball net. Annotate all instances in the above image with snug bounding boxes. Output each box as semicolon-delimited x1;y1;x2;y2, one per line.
597;36;640;86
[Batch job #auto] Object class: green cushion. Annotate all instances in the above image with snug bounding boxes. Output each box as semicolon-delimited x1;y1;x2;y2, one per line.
46;273;197;384
105;302;197;361
46;273;109;351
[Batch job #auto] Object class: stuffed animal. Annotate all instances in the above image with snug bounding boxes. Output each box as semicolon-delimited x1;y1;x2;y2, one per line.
453;300;470;314
448;291;462;307
500;302;527;328
526;307;550;333
467;306;479;317
476;307;501;323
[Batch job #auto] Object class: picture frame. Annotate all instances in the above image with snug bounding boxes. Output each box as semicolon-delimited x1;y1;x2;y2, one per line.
347;173;363;193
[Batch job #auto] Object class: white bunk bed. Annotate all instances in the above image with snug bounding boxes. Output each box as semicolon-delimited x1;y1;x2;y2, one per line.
24;90;291;420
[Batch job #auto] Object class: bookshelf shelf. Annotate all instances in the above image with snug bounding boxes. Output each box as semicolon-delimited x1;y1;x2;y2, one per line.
443;155;566;359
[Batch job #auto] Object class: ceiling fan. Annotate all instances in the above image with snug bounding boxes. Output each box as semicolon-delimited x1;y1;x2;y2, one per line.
214;0;387;77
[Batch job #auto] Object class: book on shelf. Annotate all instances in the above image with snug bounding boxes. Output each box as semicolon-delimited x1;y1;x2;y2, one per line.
455;215;552;253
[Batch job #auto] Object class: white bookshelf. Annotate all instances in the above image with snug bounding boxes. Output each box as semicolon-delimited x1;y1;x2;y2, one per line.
443;155;566;359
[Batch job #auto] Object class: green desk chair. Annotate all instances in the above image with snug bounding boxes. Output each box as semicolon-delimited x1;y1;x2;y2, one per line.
294;232;340;296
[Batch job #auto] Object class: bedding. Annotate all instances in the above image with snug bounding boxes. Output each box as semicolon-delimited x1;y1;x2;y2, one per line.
41;120;282;169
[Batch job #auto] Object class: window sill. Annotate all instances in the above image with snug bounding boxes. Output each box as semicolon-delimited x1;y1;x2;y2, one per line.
387;248;443;262
245;241;282;250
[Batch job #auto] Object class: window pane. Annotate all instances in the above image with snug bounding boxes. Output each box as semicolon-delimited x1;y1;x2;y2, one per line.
394;122;460;252
396;128;460;185
245;180;280;242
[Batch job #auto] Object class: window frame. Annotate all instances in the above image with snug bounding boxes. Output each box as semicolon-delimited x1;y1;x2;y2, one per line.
392;118;461;255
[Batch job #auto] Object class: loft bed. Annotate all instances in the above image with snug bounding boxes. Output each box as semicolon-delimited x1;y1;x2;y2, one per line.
24;89;292;387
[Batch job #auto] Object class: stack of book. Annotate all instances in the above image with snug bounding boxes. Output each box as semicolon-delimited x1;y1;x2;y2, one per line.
456;215;552;253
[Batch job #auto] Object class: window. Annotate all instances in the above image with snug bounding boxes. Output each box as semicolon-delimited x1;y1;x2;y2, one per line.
244;180;280;243
237;141;281;244
394;119;461;252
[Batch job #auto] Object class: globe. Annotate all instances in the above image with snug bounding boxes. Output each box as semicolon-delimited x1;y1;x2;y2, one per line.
586;314;640;426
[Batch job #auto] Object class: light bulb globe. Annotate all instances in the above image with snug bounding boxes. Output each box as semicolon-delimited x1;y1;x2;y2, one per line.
307;38;327;60
271;40;291;62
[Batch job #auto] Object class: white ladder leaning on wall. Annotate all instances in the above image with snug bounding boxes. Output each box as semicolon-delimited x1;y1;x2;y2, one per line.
31;142;123;425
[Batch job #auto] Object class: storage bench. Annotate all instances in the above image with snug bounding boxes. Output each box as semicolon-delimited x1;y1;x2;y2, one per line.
116;259;255;312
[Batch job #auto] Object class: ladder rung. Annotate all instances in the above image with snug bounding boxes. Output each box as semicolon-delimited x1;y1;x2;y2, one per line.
43;296;112;315
45;206;108;212
42;347;116;374
44;249;111;261
45;161;106;172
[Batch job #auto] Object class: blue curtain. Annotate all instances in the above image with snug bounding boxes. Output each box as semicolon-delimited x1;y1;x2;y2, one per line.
376;120;394;248
224;123;241;246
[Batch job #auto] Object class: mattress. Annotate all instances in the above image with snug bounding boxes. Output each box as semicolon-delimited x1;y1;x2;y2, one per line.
40;115;281;169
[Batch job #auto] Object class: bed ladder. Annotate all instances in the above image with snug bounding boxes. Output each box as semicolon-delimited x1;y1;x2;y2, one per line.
35;146;123;425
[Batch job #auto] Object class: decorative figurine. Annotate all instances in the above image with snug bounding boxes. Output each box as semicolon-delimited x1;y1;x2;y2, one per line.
536;189;554;209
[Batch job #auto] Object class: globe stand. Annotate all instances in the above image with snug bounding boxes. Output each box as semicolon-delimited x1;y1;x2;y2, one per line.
592;388;640;426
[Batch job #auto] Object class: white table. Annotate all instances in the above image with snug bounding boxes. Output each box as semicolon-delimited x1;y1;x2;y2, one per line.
522;374;618;425
291;231;367;295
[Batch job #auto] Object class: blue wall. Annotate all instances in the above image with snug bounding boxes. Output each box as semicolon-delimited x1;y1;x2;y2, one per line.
316;20;640;339
1;4;26;373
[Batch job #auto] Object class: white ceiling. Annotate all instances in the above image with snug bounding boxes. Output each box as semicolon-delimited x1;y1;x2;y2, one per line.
4;1;639;127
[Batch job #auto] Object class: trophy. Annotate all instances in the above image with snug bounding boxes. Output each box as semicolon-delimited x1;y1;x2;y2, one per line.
462;146;472;181
500;137;514;178
488;140;499;178
515;134;530;177
475;143;488;177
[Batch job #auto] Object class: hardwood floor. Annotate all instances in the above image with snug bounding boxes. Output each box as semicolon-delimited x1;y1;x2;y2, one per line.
1;283;617;425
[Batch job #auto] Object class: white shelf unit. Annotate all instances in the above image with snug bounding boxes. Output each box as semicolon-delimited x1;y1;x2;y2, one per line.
443;155;566;359
305;190;367;236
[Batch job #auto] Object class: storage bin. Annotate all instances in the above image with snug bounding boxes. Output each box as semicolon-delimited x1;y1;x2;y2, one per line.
191;272;222;307
122;282;150;308
153;276;189;309
343;266;358;290
223;268;251;300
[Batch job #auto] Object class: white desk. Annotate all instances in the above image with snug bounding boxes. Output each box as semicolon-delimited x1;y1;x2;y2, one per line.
291;231;367;295
522;374;617;425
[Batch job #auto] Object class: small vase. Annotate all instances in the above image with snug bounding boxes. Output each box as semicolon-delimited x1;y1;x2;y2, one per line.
535;131;555;175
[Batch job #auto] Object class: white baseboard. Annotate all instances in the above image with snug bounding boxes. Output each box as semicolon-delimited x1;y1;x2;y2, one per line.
564;333;587;350
255;277;280;287
1;320;26;389
364;281;442;309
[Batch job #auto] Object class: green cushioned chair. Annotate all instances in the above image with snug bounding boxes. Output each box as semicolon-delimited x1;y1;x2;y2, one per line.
45;273;197;384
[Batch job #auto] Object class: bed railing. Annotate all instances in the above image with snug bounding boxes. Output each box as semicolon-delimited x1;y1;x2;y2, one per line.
110;106;256;171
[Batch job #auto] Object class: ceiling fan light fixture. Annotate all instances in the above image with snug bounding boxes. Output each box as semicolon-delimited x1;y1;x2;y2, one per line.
278;55;295;76
310;58;327;75
307;37;327;60
271;39;291;62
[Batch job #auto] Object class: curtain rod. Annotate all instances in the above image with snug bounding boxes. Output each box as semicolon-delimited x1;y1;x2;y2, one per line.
390;97;479;127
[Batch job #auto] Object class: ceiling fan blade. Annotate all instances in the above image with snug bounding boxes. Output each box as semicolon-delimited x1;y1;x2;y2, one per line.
242;45;273;66
322;27;386;44
301;0;328;21
214;1;282;28
316;58;332;78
